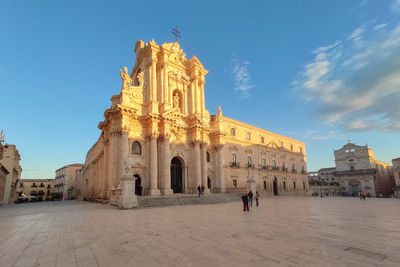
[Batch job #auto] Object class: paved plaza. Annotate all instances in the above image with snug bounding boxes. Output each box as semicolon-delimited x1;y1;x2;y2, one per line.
0;197;399;267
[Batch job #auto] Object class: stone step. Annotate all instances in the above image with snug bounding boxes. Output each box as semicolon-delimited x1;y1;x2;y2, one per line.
137;193;240;208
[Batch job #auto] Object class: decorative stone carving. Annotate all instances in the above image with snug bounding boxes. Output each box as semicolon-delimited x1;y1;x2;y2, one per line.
124;155;133;177
120;66;132;90
173;93;180;110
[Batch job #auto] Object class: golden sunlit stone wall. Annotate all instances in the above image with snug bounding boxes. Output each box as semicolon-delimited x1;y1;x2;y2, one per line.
83;40;308;199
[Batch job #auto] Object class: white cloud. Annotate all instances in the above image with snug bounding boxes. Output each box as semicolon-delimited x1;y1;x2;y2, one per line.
348;27;365;42
293;22;400;133
373;23;387;31
391;0;400;13
230;54;254;98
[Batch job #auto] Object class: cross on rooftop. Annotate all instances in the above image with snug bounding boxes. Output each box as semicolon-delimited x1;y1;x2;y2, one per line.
171;27;181;42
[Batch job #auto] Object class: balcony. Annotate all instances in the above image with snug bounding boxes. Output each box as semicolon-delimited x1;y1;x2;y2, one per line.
261;165;268;170
292;169;297;173
230;162;240;168
301;170;307;174
272;166;280;171
247;163;255;168
282;167;288;172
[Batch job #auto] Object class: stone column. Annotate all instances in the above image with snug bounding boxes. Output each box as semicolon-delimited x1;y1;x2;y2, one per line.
217;145;226;193
148;135;161;195
119;131;129;185
201;143;210;195
108;131;118;190
161;136;173;195
194;141;202;190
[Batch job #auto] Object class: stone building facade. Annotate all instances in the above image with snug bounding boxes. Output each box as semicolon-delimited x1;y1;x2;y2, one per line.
392;158;400;188
0;144;22;205
334;143;394;196
83;40;308;200
19;179;55;201
54;164;84;200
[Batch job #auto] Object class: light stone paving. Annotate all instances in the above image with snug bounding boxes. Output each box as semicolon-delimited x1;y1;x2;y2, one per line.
0;197;399;267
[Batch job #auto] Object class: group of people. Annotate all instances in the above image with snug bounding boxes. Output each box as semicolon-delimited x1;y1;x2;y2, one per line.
359;191;367;200
197;185;206;197
241;190;259;211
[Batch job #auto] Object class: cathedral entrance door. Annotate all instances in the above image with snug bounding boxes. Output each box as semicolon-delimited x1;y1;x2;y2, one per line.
171;157;183;193
207;177;211;190
273;177;278;196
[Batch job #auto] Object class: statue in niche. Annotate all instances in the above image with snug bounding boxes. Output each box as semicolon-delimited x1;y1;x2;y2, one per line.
136;71;144;86
218;105;222;117
124;155;133;177
120;66;132;90
173;93;180;111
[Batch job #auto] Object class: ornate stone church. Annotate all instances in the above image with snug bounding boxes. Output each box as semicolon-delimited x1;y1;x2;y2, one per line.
83;40;308;199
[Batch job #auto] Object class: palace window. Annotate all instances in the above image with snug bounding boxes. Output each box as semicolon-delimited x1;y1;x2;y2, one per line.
248;156;252;167
262;159;266;167
132;141;141;155
246;132;251;140
291;145;293;151
261;136;264;143
293;181;296;189
232;153;237;163
282;160;285;170
233;179;237;188
272;160;276;167
231;128;236;136
283;181;286;190
206;152;211;162
264;180;267;190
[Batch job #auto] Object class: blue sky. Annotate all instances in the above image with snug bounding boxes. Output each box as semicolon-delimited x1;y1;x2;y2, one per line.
1;0;399;179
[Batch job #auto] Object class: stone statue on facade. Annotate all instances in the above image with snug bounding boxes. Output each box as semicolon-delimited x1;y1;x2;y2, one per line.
173;93;180;110
124;155;133;177
120;66;132;90
218;105;222;117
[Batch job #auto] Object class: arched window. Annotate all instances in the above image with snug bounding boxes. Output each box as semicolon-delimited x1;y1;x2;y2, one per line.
231;128;236;136
132;141;141;155
261;136;264;143
246;132;251;140
206;151;211;162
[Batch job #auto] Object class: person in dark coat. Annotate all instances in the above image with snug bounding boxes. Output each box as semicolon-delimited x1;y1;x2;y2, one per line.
241;193;249;212
248;190;254;207
197;185;201;197
201;185;205;196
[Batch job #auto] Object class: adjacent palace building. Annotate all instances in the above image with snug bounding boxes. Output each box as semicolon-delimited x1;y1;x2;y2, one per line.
83;40;308;199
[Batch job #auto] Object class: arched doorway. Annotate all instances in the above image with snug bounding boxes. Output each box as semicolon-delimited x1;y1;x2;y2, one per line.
207;177;211;189
171;157;183;193
134;174;142;195
273;177;278;196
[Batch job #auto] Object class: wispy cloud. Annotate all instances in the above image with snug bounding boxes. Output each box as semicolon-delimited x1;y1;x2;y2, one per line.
293;17;400;133
391;0;400;13
230;54;254;98
303;129;346;141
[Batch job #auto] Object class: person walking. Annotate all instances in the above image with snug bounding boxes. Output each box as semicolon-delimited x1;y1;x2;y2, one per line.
201;185;205;196
248;190;253;207
255;191;259;206
197;185;201;197
241;193;249;212
362;191;366;200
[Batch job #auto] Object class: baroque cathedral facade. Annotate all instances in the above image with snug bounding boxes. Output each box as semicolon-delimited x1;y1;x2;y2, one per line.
83;40;308;199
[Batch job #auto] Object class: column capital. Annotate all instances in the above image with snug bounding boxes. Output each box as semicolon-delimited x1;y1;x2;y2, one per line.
146;132;159;140
160;133;171;141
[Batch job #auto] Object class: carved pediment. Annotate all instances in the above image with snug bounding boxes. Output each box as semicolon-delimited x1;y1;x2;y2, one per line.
266;141;280;149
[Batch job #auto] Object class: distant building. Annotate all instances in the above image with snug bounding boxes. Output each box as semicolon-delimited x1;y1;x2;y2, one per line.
391;158;400;195
54;164;84;200
307;168;340;196
19;179;55;201
0;144;22;205
334;143;394;197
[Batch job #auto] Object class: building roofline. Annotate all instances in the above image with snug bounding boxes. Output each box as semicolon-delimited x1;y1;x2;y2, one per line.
221;116;305;145
55;163;84;172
